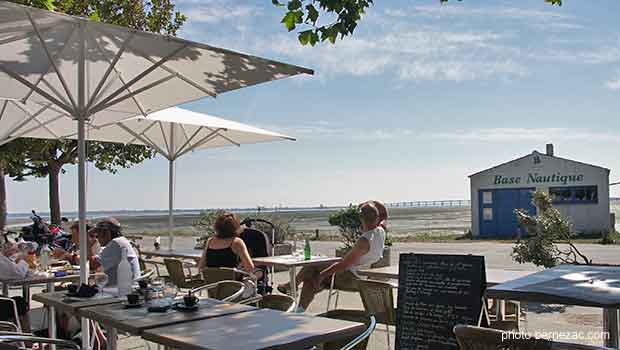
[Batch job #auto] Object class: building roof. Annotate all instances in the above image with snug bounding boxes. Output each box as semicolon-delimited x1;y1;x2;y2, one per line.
468;151;610;178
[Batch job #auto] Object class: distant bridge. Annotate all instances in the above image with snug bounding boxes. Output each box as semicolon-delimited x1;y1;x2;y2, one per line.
386;200;471;208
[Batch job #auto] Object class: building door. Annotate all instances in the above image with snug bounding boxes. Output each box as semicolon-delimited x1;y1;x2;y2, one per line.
479;188;536;237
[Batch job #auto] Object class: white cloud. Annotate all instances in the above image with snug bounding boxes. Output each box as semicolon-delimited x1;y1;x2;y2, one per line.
427;128;620;143
179;0;261;24
607;75;620;90
259;28;524;82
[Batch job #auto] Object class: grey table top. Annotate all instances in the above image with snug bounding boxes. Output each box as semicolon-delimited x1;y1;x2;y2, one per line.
78;297;255;334
32;291;124;314
357;265;537;286
2;272;105;288
141;308;365;350
486;264;620;308
141;248;202;260
252;255;341;268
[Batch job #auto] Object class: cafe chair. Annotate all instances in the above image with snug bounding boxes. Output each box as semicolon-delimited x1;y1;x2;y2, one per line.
138;257;163;279
356;279;396;349
0;322;18;332
241;294;296;313
0;333;80;350
202;267;240;285
164;258;207;290
191;280;246;303
0;298;23;333
315;310;376;350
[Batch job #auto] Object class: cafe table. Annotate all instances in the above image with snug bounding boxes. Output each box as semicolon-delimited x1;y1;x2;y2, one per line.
486;264;620;348
141;307;366;350
33;290;125;350
252;255;341;302
78;297;255;350
356;265;537;286
141;248;202;262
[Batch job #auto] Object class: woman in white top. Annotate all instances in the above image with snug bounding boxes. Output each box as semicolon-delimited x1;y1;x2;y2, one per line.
277;201;386;311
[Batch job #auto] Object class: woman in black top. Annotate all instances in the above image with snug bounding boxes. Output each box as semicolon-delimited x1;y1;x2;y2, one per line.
199;213;254;272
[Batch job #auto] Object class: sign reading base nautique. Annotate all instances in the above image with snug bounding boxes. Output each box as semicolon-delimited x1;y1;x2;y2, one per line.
395;254;487;350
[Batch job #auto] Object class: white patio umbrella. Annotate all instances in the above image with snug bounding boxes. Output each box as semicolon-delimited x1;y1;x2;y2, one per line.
0;1;311;344
11;106;296;249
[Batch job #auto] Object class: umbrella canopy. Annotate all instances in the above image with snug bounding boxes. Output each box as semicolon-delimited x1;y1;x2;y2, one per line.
0;0;311;321
1;106;295;248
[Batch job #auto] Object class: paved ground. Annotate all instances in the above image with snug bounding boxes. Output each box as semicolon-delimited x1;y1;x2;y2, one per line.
14;238;620;349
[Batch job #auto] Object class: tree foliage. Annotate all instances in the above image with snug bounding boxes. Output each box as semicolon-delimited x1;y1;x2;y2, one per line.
274;0;563;46
2;0;185;224
512;191;592;268
328;205;363;249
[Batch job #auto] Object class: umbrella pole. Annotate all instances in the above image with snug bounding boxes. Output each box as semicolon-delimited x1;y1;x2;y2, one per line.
168;158;174;250
77;23;90;349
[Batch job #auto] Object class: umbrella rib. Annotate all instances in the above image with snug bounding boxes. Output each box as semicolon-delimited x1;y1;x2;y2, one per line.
173;126;205;159
0;65;73;114
85;29;147;117
126;120;158;145
90;44;188;112
0;100;7;123
93;26;217;98
0;113;64;146
26;11;78;112
1;101;54;140
23;25;78;104
175;128;225;158
86;30;135;112
213;131;241;147
92;74;175;114
157;121;171;155
0;22;65;46
117;123;169;158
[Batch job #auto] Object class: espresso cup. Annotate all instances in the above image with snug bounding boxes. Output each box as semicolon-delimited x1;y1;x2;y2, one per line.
183;294;198;307
127;293;140;305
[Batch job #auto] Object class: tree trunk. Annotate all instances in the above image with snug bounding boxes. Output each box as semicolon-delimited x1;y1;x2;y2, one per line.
48;165;62;225
0;165;7;232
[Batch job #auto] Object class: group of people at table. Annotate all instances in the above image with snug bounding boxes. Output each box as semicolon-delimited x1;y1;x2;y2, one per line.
0;200;388;342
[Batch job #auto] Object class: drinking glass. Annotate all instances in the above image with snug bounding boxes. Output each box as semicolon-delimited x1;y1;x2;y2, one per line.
92;274;108;291
163;282;178;305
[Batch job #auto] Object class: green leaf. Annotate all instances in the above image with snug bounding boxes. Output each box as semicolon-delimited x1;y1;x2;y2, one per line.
287;0;302;11
306;4;319;24
281;11;298;31
298;30;313;45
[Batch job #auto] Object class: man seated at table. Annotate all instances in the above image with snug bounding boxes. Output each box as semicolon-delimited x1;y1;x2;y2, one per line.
0;243;32;331
89;218;141;287
277;201;386;312
53;220;100;268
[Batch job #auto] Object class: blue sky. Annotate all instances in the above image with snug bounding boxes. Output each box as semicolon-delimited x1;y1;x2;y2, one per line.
7;0;620;213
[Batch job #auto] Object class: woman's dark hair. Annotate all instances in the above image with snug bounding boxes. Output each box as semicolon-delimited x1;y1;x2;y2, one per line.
214;213;241;239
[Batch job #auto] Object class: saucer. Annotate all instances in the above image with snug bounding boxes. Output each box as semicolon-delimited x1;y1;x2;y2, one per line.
173;303;199;312
123;301;144;308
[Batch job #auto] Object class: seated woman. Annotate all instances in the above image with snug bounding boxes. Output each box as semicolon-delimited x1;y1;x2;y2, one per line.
90;218;141;287
53;221;100;268
199;213;254;274
0;243;31;332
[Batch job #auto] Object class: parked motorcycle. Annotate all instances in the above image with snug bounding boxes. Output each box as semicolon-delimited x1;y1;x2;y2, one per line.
20;210;72;251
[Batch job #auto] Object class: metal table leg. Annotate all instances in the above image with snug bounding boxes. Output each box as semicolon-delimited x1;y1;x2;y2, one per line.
1;282;8;296
105;326;118;350
604;308;619;348
289;266;298;305
47;281;56;350
22;285;30;308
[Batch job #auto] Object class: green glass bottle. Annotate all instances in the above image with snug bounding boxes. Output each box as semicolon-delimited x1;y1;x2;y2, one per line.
304;238;311;261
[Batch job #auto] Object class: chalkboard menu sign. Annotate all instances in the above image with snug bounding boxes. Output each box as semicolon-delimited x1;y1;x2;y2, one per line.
395;254;486;350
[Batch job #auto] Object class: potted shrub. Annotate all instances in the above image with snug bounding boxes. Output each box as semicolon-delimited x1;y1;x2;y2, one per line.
328;205;392;268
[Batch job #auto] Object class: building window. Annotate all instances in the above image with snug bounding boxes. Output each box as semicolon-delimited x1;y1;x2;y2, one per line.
549;186;598;204
483;208;493;221
482;191;493;204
